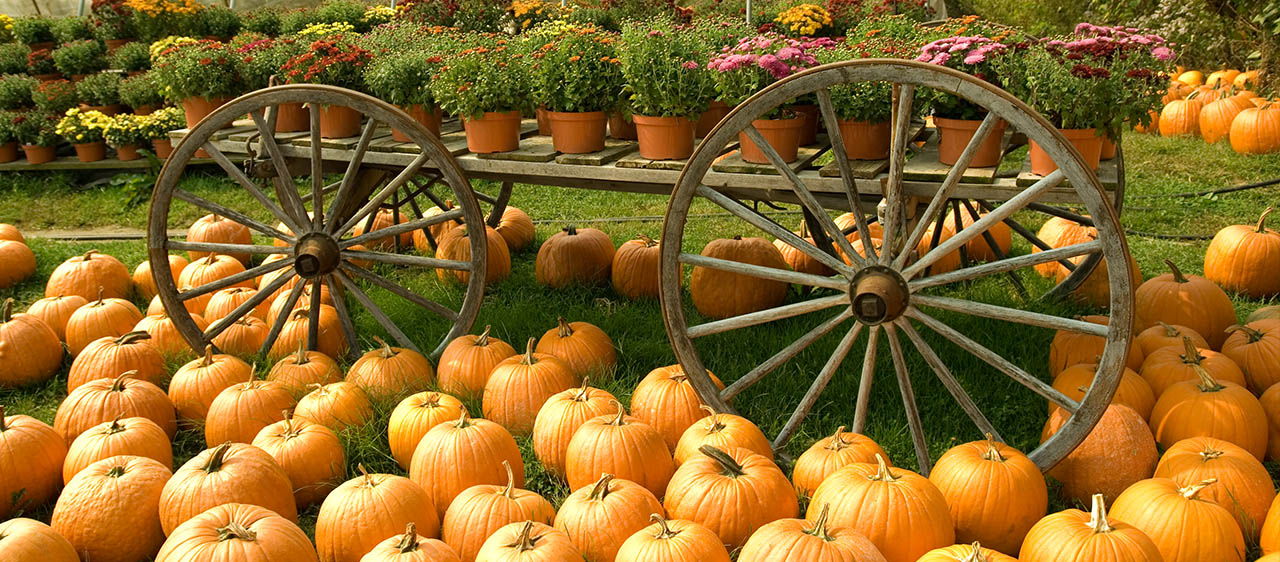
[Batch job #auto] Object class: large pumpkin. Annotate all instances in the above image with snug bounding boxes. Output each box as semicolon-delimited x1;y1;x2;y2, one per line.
441;460;556;562
536;317;616;380
737;504;888;562
267;306;348;361
1133;260;1237;348
187;213;253;264
389;391;464;470
475;521;582;562
1134;322;1208;358
1040;404;1157;504
268;341;344;395
1264;384;1280;461
204;377;296;446
1204;208;1280;297
615;516;731;562
0;298;63;388
1154;436;1275;540
410;407;525;520
0;239;35;289
535;225;616;287
483;337;578;435
134;311;208;358
346;336;436;400
0;405;68;519
253;410;346;509
435;224;511;284
46;250;132;300
1221;319;1280;393
360;523;460;562
1051;362;1154;420
0;518;78;561
51;455;171;562
25;294;88;342
62;416;172;483
54;371;177;443
204;286;270;322
1265;494;1280;554
295;381;374;432
316;467;441;562
1018;494;1162;562
494;206;535;252
1048;315;1143;377
690;235;789;319
158;442;298;534
1159;97;1203;137
1229;103;1280;154
664;445;798;550
613;234;662;299
630;364;724;450
156;503;318;562
672;405;772;466
553;473;664;562
1109;478;1247;562
211;315;269;356
565;401;675;497
791;426;889;497
1200;93;1255;143
1138;337;1246;398
132;254;188;302
1149;365;1267;459
928;435;1047;555
438;325;517;399
917;543;1014;562
532;380;617;480
168;345;253;421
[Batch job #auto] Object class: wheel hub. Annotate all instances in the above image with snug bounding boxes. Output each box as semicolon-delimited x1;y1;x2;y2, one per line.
294;233;340;278
849;266;910;325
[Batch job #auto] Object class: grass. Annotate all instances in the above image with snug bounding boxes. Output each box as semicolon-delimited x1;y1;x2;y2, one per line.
2;131;1280;538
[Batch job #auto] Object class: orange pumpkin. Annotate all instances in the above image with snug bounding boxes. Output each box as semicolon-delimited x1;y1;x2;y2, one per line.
51;455;171;562
0;518;78;561
25;294;87;342
346;336;436;400
210;315;269;356
267;341;344;395
1264;494;1280;553
775;225;836;277
1133;260;1237;349
360;523;460;562
630;364;725;450
565;400;675;497
791;426;889;497
1139;337;1246;398
266;281;334;322
0;223;24;243
62;417;172;483
553;473;664;562
438;325;518;399
1176;70;1205;86
1229;103;1280;154
156;503;318;562
1019;494;1162;562
929;435;1047;555
494;206;535;251
54;371;177;443
0;298;63;388
435;224;511;284
410;407;525;520
0;405;68;519
187;213;253;264
0;240;34;289
1263;383;1280;461
690;235;789;319
178;253;254;298
1149;365;1267;460
134;311;207;358
316;466;441;562
46;249;132;301
613;234;663;298
389;391;464;470
917;543;1014;562
168;345;253;421
1052;362;1154;420
409;200;460;250
1032;217;1093;278
615;515;731;562
204;377;296;446
483;337;578;435
1159;97;1204;137
1109;478;1246;562
1221;319;1280;393
253;410;345;509
204;286;270;322
536;317;615;380
664;445;798;550
673;405;772;466
738;504;888;562
351;207;415;251
132;254;188;301
535;225;616;287
267;306;348;361
442;460;556;562
1204;208;1280;298
1048;315;1143;377
157;442;298;534
475;521;582;562
1040;404;1157;504
1133;322;1208;358
531;379;617;479
1201;93;1255;143
1154;436;1275;540
295;381;374;432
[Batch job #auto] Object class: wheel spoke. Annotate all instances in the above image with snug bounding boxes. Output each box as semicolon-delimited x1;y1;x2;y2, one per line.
979;201;1079;273
340;262;459;321
772;322;864;450
307;278;321;350
959;198;1028;298
249;110;310;227
695;185;853;274
485;181;514;228
259;275;309;356
203;265;294;340
910;293;1107;336
203;142;304;234
178;255;294;302
341;208;464;249
167;240;290;256
686;294;850;339
173;190;295;244
343;249;471;271
309;107;324;229
884;322;931;475
816;88;878;261
850;325;879;434
329;118;381;231
897;318;1001;440
910;239;1102;290
721;309;853;401
879;84;916;265
678;253;847;291
332;269;420;353
324;274;359;361
333;152;431;236
905;307;1079;411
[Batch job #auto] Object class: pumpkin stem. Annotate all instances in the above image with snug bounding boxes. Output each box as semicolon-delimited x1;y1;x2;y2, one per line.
699;445;746;478
1;298;11;323
523;337;537;365
106;416;126;435
824;426;850;451
588;473;614;500
82;249;98;261
1164;260;1188;283
116;331;151;345
500;460;515;498
1258;208;1273;233
505;520;538;552
106;464;126;478
556;317;574;338
1199;444;1224;461
95;286;105;305
650;514;680;539
289;308;309;322
454;405;473;428
870;454;898;483
803;503;835;541
357;463;374;486
564;225;578;236
396;523;420;553
424;392;441;408
1180;336;1204;366
0;405;7;431
572;378;592;402
374;336;395;358
1192;364;1226;392
638;234;657;247
216;521;258;542
294;338;309;365
1180;478;1217;499
476;325;493;346
1225;324;1266;343
981;433;1005;462
203;442;233;473
607;400;627;426
733;234;742;240
698;404;724;434
110;370;137;391
1087;494;1114;533
958;542;990;562
1158;321;1179;337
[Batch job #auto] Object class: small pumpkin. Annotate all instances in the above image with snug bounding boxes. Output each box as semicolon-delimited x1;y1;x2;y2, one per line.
360;523;461;562
132;254;188;301
204;375;296;446
211;315;269;356
690;235;789;319
0;240;35;289
435;224;511;284
253;410;346;510
928;435;1047;556
531;379;617;479
316;465;441;562
615;515;731;562
0;298;63;389
1040;404;1157;504
204;286;270;323
438;325;518;399
1229;102;1280;154
156;503;318;562
0;518;79;561
295;381;374;432
791;426;889;497
630;364;725;450
1133;322;1208;358
553;473;664;562
351;207;415;251
1018;494;1162;562
1149;363;1268;460
1109;478;1247;562
46;249;132;301
0;405;68;519
267;306;348;361
737;504;889;562
536;317;616;380
157;442;299;534
62;416;172;483
1133;260;1237;349
186;213;253;264
1221;319;1280;394
168;345;253;421
51;455;171;562
346;336;436;400
441;460;557;562
566;400;675;498
535;225;616;287
267;340;344;395
475;520;582;562
1051;362;1154;420
673;405;772;466
410;407;525;520
266;282;334;323
1154;436;1275;540
664;445;799;550
1204;207;1280;298
389;391;464;470
483;337;578;435
494;206;535;252
26;294;88;343
54;371;177;443
613;234;663;299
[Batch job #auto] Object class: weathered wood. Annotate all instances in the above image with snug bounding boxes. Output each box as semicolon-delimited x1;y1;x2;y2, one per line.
259;274;308;356
884;322;932;475
911;293;1108;336
711;145;825;175
614;152;690;171
815;88;880;262
333;268;421;353
677;253;847;290
203;142;304;234
328;118;383;233
772;322;864;450
202;263;293;341
902;133;1001;185
309;107;325;230
324;274;360;361
342;207;464;249
176;253;293;302
908;239;1102;290
721;309;853;401
1017;156;1120;189
477;135;558;163
555;139;636;166
173;189;294;242
307;278;321;350
685;293;850;339
339;262;459;321
879;84;916;265
166;240;289;256
897;319;1002;441
334;152;431;236
342;248;470;271
850;325;880;434
249;110;311;228
0;156;214;171
818;157;889;179
696;185;851;274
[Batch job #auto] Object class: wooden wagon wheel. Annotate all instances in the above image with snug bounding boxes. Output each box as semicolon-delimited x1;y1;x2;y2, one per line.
659;59;1135;474
147;84;488;360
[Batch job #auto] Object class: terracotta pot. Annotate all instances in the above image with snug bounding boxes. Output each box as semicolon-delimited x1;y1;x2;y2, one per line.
115;144;142;161
152;138;173;159
548;110;606;154
608;112;637;140
134;105;156;116
126;70;145;78
32;73;63;83
0;141;18;163
391;104;443;142
793;104;820;145
1029;127;1103;176
22;145;56;164
272;102;309;133
105;39;132;53
695;100;731;138
837;119;891;160
935;115;1007;167
536;105;551;135
27;42;54;52
74;141;107;162
317;104;362;138
82;104;123;116
1100;135;1117;160
739;117;805;164
181;96;232;128
633;114;696;160
69;74;88;83
463;110;522;154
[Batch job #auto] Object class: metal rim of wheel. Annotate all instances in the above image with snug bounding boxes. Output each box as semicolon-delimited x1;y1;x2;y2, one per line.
659;59;1134;474
147;84;488;361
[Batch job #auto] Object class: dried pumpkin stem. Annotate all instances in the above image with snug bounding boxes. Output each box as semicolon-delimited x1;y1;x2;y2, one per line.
699;445;745;477
607;400;627;426
1158;321;1179;337
454;405;473;429
959;542;989;562
95;286;105;305
1258;208;1273;233
1225;324;1265;343
1164;260;1188;284
523;337;537;365
357;463;374;486
698;404;724;434
803;503;834;541
500;460;515;498
1192;364;1226;392
1;299;11;323
117;331;151;345
106;416;126;434
1087;494;1114;533
201;345;216;368
373;336;395;358
564;225;578;236
588;473;614;500
204;442;233;473
1180;336;1204;366
424;392;440;408
573;378;592;402
650;514;680;539
981;433;1005;462
1180;478;1217;499
1199;445;1224;461
294;339;309;365
216;521;257;542
0;405;7;431
82;249;98;261
396;523;419;553
637;234;657;247
508;520;537;552
475;325;493;347
871;454;898;483
110;370;138;391
824;426;850;451
556;317;574;338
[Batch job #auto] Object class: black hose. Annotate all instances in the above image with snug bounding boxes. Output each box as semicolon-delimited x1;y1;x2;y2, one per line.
1131;176;1280;199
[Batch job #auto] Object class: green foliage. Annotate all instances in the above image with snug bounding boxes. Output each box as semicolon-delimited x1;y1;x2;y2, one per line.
0;75;36;110
280;34;372;92
618;20;716;119
567;6;620;32
118;72;164;108
954;0;1086;36
452;0;511;32
0;110;18;144
52;17;96;44
143;105;184;138
431;44;534;119
32;79;78;114
814;45;892;122
279;8;320;35
130;5;200;42
241;9;282;36
108;41;151;72
91;0;136;41
51;39;108;76
234;36;306;91
363;45;453;106
75;71;123;106
12;16;55;45
26;48;57;76
151;40;241;101
195;6;242;39
530;30;625;112
315;0;376;33
0;43;31;76
13;110;61;146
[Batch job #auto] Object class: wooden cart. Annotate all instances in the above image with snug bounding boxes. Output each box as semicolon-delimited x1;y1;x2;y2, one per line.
149;60;1133;474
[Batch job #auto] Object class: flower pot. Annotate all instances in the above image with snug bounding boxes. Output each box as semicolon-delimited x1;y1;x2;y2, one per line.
22;144;56;164
69;74;87;83
82;104;123;116
739;116;804;164
275;102;310;133
134;105;156;116
1029;127;1103;176
115;144;142;161
152;138;173;159
126;70;145;78
608;112;637;140
32;72;62;83
74;142;107;162
793;104;820;146
935;116;1007;167
181;96;232;129
105;39;132;53
837;119;891;160
548;110;606;154
633;114;696;160
0;141;17;163
391;104;443;142
1100;135;1117;160
28;42;54;52
695;101;731;138
317;104;362;139
463;110;522;154
536;106;551;135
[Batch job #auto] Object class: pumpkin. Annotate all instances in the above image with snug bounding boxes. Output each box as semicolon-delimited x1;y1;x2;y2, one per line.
156;502;318;562
187;213;253;264
317;466;441;562
1139;337;1247;398
46;249;132;300
613;234;663;298
791;426;890;497
435;224;511;284
0;239;34;289
631;364;724;450
775;224;836;277
664;445;798;549
1048;315;1144;377
158;442;299;534
360;523;461;562
168;345;253;421
1133;260;1237;348
54;371;177;443
62;416;172;483
536;317;616;380
1176;70;1205;86
268;341;344;395
268;305;347;361
0;518;78;561
535;225;616;287
1019;494;1161;562
483;337;578;435
494;206;535;252
146;294;167;316
211;315;269;356
0;223;23;243
442;460;556;562
295;381;374;432
737;503;888;562
0;405;68;519
1040;404;1157;504
51;455;171;562
1154;436;1275;540
1263;384;1280;462
475;520;582;562
1052;244;1142;309
809;455;953;562
347;336;436;400
410;407;525;520
1051;362;1154;420
204;286;270;322
135;311;208;358
1204;208;1280;297
204;376;296;446
178;253;254;297
1134;322;1209;358
1149;364;1267;459
1265;494;1280;553
253;410;345;509
532;379;617;480
1221;320;1280;393
409;200;461;250
1234;70;1261;89
132;254;188;301
690;235;789;319
616;515;730;562
390;391;464;470
565;400;675;497
919;207;1013;265
26;294;88;342
438;325;517;399
1201;94;1255;143
553;473;664;562
266;281;334;322
0;298;63;388
928;435;1047;555
673;405;772;466
1032;217;1093;278
351;207;415;251
916;543;1014;562
1207;68;1243;88
1159;97;1203;137
1230;103;1280;154
1109;478;1247;562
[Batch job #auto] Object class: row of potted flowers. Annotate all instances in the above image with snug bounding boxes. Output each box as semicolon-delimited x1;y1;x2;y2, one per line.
0;106;183;164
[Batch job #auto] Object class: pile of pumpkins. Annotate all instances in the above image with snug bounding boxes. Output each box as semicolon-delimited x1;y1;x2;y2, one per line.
1147;67;1279;154
0;223;36;290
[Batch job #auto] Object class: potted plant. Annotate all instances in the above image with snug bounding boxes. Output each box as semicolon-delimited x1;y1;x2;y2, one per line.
0;43;31;76
119;72;164;114
0;110;20;163
691;17;754;137
241;9;282;36
0;75;35;111
618;21;717;160
13;16;56;51
364;47;452;140
129;0;204;42
104;112;149;160
56;107;112;162
0;15;12;44
1070;23;1175;159
708;33;832;164
195;6;241;41
14;110;62;164
27;48;60;82
916;35;1012;167
813;45;893;159
32;79;79;115
151;39;241;128
235;36;307;131
52;17;96;44
52;39;108;81
531;29;625;154
431;43;534;153
108;41;150;75
772;3;834;38
143;105;184;158
76;72;124;115
91;0;137;51
281;34;373;138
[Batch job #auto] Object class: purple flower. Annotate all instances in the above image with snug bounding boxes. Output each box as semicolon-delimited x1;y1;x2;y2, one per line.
1151;46;1174;61
777;46;802;60
682;60;699;70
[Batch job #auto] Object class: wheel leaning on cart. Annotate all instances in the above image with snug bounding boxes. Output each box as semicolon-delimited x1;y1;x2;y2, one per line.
659;59;1135;474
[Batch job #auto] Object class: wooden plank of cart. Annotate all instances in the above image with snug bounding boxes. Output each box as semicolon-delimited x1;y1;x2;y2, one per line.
150;60;1133;474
